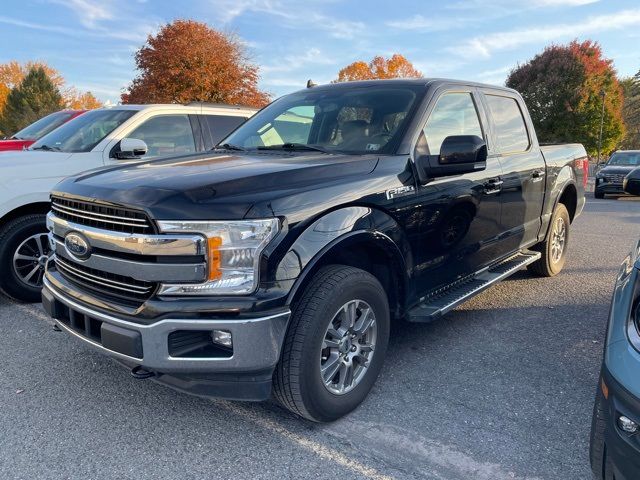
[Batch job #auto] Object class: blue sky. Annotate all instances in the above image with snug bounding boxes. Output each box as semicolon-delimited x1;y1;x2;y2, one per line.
1;0;639;104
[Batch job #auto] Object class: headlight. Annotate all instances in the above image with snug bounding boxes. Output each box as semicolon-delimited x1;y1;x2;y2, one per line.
156;219;279;295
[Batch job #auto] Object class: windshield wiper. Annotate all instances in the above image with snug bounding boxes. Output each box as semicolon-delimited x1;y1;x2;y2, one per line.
31;144;60;151
257;143;331;153
214;143;245;151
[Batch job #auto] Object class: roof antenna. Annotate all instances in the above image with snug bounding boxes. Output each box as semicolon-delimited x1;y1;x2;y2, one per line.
307;79;317;88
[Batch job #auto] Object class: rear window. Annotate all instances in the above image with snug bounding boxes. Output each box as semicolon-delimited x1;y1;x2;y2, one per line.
204;115;248;146
485;95;530;154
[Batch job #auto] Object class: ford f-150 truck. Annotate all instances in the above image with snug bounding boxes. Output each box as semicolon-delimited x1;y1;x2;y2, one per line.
42;79;586;422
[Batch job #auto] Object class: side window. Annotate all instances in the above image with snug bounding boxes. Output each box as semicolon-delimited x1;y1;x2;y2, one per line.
485;95;530;153
204;115;247;146
127;114;195;158
423;93;483;155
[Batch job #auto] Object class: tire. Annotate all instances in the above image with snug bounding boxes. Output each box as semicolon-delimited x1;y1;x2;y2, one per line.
528;203;570;277
0;214;50;302
590;383;614;480
594;191;605;199
273;265;390;422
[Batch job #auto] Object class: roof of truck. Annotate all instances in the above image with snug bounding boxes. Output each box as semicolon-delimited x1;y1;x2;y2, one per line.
299;78;519;95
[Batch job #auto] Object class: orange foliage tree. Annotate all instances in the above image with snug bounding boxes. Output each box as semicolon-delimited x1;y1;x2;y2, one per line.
335;54;422;82
63;88;102;109
0;60;101;114
507;40;624;156
122;20;270;108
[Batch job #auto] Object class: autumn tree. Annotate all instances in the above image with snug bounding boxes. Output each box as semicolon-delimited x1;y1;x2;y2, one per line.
334;54;422;82
122;20;270;107
506;40;624;157
64;88;102;109
0;67;63;135
621;70;640;149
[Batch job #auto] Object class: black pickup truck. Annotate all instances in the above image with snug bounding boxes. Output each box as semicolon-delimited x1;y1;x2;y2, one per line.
42;79;586;422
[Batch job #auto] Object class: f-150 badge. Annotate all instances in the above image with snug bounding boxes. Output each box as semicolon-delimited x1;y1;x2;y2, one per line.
386;185;415;200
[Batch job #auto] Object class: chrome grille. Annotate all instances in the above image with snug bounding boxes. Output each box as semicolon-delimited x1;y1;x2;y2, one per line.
51;196;154;234
603;174;625;184
55;256;156;305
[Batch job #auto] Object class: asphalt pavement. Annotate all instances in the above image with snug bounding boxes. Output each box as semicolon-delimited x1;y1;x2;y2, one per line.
1;195;639;480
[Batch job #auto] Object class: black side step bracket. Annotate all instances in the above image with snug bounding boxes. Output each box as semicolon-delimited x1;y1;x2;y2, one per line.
406;251;541;323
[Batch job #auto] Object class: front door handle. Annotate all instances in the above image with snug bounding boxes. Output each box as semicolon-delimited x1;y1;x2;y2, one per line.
532;170;545;182
483;178;503;194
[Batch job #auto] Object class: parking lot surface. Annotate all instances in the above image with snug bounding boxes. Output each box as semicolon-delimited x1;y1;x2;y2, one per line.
1;195;639;480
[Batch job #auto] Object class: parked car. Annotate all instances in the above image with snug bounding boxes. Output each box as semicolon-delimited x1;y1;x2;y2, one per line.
41;79;585;422
623;167;640;196
0;103;256;302
0;110;86;151
595;150;640;198
590;239;640;480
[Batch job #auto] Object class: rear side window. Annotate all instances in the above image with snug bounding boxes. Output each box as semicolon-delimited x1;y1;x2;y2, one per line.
485;95;530;153
204;115;248;146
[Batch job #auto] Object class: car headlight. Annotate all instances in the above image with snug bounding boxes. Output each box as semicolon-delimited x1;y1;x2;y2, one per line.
156;219;279;295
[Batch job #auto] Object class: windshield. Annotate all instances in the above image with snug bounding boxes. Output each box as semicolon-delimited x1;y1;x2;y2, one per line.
607;152;640;167
221;85;422;154
12;111;77;140
30;109;136;153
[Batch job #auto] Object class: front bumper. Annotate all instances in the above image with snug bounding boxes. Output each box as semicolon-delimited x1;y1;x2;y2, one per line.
599;366;640;480
42;278;290;400
595;181;626;194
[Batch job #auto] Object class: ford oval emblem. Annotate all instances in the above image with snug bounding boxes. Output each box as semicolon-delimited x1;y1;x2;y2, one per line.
64;232;91;260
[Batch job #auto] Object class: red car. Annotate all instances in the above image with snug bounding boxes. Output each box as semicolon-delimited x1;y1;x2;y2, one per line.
0;110;86;151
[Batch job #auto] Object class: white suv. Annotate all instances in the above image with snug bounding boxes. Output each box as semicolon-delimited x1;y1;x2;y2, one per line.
0;103;256;301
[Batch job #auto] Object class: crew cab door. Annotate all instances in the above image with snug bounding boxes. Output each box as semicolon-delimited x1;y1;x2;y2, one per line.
480;91;546;250
408;88;505;295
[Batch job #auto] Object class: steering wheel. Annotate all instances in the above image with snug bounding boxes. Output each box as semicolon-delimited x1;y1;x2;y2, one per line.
368;132;392;143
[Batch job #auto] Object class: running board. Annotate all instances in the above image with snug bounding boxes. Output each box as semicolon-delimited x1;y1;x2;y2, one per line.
406;251;541;323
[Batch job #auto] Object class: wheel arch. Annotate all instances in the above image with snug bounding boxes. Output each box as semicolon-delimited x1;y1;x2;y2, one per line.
285;230;408;320
0;202;50;231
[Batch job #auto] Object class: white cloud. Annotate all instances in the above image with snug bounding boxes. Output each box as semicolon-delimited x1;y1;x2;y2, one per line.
448;8;640;59
51;0;113;28
386;14;440;31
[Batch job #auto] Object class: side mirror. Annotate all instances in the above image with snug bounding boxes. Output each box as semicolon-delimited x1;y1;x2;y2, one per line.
115;138;148;159
415;135;487;182
624;167;640;196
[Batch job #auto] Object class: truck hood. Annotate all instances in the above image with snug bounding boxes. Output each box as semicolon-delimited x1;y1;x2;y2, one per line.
598;165;637;175
53;151;379;220
0;139;34;151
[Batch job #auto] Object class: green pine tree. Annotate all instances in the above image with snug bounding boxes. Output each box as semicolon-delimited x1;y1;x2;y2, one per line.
0;67;63;136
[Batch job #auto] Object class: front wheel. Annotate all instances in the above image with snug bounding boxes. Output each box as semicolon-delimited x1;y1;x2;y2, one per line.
528;203;570;277
594;191;605;199
0;214;51;302
273;265;390;422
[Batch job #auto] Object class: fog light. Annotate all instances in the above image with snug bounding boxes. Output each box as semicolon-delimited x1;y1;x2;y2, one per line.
211;330;232;348
618;415;639;434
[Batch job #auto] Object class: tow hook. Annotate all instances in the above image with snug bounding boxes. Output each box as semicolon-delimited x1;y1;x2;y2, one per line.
130;365;156;379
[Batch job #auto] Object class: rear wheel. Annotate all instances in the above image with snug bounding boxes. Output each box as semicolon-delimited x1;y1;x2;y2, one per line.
0;214;51;302
273;265;390;422
594;191;605;199
528;203;570;277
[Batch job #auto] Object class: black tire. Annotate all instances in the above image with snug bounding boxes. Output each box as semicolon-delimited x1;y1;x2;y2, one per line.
590;383;614;480
528;203;570;277
273;265;390;422
0;214;49;302
594;191;605;199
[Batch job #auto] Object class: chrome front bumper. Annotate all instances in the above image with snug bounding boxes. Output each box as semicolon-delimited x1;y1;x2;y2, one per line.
42;278;290;374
